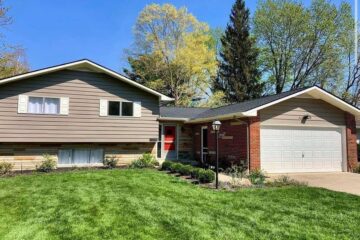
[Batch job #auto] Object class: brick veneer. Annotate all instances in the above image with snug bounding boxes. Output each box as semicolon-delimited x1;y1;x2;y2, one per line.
0;142;156;170
192;119;248;166
248;116;260;170
345;112;358;171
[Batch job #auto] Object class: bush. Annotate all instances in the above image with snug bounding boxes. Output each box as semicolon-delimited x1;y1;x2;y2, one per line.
161;161;174;171
170;163;183;173
37;154;56;172
103;155;118;169
0;162;13;175
189;167;199;178
247;169;266;186
353;164;360;174
198;169;215;183
266;175;307;187
178;165;193;176
130;153;158;169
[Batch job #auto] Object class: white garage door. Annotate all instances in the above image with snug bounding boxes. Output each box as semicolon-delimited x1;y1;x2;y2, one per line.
260;127;343;173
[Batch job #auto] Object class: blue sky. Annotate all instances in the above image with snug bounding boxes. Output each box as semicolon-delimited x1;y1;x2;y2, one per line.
5;0;354;72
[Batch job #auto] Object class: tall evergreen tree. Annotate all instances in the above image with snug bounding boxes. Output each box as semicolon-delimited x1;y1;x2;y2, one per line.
214;0;263;102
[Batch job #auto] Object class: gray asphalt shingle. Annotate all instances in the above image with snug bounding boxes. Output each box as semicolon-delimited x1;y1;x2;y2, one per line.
160;88;308;120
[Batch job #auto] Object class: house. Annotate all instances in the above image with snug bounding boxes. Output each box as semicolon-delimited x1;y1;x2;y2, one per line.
0;59;358;173
0;59;172;170
159;88;360;173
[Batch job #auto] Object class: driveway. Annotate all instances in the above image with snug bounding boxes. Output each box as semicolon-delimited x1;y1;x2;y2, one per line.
269;172;360;196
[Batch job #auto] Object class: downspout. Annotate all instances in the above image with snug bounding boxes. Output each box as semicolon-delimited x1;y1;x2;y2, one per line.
246;120;250;172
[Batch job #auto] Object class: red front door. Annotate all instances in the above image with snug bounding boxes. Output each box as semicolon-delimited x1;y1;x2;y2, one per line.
164;126;176;151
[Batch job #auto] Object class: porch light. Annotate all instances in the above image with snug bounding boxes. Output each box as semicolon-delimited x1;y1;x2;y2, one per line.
212;120;221;131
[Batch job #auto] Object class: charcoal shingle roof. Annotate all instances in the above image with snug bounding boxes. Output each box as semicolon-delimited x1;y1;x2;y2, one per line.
160;106;210;119
160;88;309;120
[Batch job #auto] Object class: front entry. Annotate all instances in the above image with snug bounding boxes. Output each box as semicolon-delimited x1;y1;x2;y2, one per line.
163;125;177;159
201;126;208;164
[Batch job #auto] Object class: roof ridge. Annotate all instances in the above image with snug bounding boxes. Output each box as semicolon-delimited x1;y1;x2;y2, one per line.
208;86;311;111
160;106;211;109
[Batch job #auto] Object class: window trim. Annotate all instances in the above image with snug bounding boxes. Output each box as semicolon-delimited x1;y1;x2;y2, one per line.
107;100;135;117
27;96;61;115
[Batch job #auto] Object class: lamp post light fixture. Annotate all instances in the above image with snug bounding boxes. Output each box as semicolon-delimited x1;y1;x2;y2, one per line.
212;120;221;189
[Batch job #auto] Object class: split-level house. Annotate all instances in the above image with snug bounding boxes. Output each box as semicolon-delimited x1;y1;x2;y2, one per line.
0;59;359;173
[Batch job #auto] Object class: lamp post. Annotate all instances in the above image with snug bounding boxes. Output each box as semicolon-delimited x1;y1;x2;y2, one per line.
212;120;221;189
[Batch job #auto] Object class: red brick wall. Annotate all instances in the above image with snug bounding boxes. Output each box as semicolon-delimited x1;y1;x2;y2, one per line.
345;112;358;171
248;116;260;170
192;119;248;167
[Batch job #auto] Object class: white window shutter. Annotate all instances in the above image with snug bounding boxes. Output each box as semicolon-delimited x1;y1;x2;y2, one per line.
133;101;141;117
99;99;108;116
60;97;69;115
18;95;28;113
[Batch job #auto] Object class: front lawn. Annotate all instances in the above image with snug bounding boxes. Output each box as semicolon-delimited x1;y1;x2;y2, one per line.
0;169;359;240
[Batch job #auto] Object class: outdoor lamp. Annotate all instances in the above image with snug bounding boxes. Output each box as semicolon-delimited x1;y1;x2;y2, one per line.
212;120;221;189
212;120;221;131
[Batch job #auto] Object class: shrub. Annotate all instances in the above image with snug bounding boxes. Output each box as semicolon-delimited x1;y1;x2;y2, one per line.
190;167;202;179
266;175;307;187
198;169;215;183
178;165;193;176
103;155;118;169
0;162;13;175
353;164;360;174
130;153;158;169
37;154;56;172
247;169;266;186
161;161;173;171
170;163;183;173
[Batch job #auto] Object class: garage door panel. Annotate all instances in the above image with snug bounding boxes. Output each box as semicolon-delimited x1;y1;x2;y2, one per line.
261;127;343;173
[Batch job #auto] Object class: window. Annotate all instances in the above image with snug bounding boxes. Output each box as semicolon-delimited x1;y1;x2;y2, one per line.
58;148;104;165
28;97;60;114
107;101;134;117
122;102;133;116
108;101;120;116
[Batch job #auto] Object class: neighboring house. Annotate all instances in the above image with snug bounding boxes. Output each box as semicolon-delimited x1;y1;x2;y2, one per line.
0;59;358;173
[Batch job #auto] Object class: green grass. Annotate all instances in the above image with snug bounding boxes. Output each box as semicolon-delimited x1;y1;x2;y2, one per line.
0;169;359;240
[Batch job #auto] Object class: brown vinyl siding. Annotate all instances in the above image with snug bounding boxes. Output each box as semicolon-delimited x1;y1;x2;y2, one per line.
0;70;159;142
260;98;345;127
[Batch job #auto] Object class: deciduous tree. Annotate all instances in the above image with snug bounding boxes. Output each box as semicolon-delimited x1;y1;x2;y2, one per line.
124;4;217;106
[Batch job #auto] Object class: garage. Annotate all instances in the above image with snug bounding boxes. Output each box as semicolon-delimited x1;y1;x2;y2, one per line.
260;127;344;173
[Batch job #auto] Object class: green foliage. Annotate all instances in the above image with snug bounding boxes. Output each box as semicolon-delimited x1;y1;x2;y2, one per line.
103;155;118;169
353;165;360;174
130;153;158;169
163;162;214;183
0;162;13;175
178;165;193;176
37;154;56;173
197;169;215;183
214;0;263;103
124;3;217;106
254;0;354;96
247;169;266;186
161;161;174;171
0;1;28;79
190;167;202;179
266;175;307;187
170;163;183;173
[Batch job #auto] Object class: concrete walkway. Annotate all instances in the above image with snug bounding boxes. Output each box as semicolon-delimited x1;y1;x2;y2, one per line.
269;172;360;196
